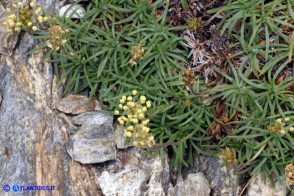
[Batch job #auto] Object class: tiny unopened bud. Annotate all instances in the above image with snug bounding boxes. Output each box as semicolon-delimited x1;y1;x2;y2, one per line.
38;16;43;23
132;90;137;95
149;135;154;141
127;96;132;101
8;14;16;20
35;7;42;14
139;113;144;119
140;96;146;104
119;120;124;125
126;131;132;137
146;101;151;108
133;118;138;124
8;20;15;27
276;119;282;124
127;126;134;131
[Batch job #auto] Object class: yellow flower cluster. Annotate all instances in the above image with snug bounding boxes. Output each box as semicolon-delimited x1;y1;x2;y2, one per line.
285;163;294;186
115;90;155;148
129;45;144;65
2;2;47;33
46;25;69;50
221;147;237;164
267;117;293;136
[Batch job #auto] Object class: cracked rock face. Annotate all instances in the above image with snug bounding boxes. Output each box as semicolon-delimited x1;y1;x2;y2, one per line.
167;173;211;196
192;154;241;195
144;156;171;196
66;124;117;164
72;112;113;126
66;112;117;164
0;1;102;195
247;175;286;196
98;165;149;196
96;152;171;196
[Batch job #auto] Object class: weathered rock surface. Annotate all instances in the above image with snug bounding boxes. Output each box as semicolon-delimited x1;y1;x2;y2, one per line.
66;123;117;164
56;95;101;114
192;154;241;195
72;111;113;126
0;1;101;195
144;156;171;196
98;165;149;196
167;173;211;196
0;45;101;195
95;150;171;196
247;175;287;196
66;111;116;164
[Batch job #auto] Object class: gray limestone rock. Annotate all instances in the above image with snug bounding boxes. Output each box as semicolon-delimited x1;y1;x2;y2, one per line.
0;40;101;196
144;156;171;196
167;173;211;196
192;155;241;195
0;1;102;195
98;165;149;196
67;123;116;164
72;112;113;126
247;175;287;196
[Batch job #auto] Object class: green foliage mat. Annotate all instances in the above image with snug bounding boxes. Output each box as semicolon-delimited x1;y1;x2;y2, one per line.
32;0;293;188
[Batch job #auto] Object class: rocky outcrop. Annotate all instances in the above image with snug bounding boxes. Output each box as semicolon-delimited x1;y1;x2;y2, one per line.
247;175;287;196
167;173;211;196
0;1;101;195
66;112;117;164
98;165;149;196
0;1;291;196
192;155;241;195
